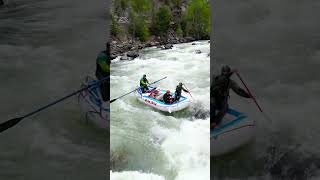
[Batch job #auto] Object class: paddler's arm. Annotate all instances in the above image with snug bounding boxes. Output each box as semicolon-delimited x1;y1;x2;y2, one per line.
182;86;189;93
230;80;251;98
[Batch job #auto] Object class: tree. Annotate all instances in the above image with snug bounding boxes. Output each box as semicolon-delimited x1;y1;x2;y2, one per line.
128;11;149;42
130;0;151;14
152;5;172;36
183;0;210;39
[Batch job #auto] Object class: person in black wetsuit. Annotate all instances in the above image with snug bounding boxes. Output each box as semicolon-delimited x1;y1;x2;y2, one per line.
174;82;189;102
211;65;251;128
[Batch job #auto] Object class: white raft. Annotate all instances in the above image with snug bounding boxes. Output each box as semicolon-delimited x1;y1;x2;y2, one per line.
78;77;109;129
211;108;255;156
136;86;191;113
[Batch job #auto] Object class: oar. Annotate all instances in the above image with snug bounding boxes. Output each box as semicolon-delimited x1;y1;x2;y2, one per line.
183;84;194;100
110;76;167;103
235;71;263;112
0;77;109;133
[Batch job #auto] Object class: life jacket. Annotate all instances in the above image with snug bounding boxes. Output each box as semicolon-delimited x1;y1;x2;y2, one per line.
140;78;148;86
96;51;110;77
212;75;230;97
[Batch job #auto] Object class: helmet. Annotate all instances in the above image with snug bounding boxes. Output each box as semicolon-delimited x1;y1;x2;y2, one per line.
179;82;183;86
221;65;231;75
143;74;146;78
166;90;170;93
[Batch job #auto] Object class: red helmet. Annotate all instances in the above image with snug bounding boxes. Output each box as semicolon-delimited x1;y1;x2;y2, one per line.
166;90;170;93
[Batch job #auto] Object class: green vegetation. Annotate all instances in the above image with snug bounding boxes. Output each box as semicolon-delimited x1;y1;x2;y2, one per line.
110;0;210;41
128;11;149;42
152;5;172;36
130;0;151;14
110;13;120;36
176;23;183;37
183;0;210;39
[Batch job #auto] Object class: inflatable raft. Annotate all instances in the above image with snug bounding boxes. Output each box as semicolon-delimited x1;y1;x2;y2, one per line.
136;86;191;113
78;76;109;129
211;108;255;156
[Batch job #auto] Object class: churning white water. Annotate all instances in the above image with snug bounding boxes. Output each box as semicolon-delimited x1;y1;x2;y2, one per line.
110;41;210;180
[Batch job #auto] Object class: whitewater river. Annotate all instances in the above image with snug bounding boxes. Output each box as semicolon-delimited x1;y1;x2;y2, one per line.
0;0;108;179
213;0;320;179
110;41;210;180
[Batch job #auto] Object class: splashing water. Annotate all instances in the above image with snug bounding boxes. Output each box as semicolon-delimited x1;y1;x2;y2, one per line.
110;41;210;180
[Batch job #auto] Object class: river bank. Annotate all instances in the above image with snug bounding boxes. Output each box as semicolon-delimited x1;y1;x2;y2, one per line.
110;37;210;60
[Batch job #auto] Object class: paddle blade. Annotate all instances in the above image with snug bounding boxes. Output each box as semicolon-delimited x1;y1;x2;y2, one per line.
0;117;23;133
110;99;117;103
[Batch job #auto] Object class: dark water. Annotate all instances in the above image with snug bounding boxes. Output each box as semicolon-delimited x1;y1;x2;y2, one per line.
212;0;320;179
0;0;109;179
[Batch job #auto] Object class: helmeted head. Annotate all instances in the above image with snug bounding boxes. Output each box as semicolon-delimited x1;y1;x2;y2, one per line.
221;65;231;76
179;82;183;86
166;90;170;94
143;74;146;78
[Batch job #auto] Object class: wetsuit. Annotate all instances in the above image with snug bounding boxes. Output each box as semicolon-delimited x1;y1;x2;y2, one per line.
211;74;250;127
174;84;188;102
140;77;149;93
95;50;110;101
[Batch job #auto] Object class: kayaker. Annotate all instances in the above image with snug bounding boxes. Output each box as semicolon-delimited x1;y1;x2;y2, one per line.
174;82;189;102
163;90;173;104
211;65;251;128
140;74;150;93
95;42;111;101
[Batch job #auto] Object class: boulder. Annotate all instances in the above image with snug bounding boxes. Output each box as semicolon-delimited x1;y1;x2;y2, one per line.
120;56;129;61
126;51;139;59
164;44;173;49
185;37;195;42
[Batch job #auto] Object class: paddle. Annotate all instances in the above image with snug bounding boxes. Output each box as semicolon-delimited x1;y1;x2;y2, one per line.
0;77;109;133
234;71;263;112
110;76;167;103
183;84;194;100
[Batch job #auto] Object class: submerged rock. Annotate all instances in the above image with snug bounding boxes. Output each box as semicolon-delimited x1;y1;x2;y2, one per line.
195;50;201;54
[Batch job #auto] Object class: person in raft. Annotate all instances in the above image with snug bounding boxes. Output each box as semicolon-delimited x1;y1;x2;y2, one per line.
211;65;251;128
140;74;150;93
174;82;189;102
163;90;174;104
95;42;111;101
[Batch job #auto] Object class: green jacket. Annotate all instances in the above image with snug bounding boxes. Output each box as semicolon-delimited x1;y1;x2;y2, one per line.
96;50;110;75
140;78;149;87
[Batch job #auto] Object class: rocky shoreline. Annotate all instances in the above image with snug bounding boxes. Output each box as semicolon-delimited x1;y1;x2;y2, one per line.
110;34;210;60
